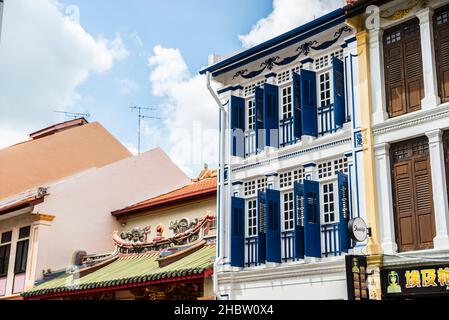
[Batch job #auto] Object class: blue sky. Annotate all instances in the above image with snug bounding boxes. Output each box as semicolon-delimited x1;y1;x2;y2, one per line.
68;0;272;158
0;0;339;176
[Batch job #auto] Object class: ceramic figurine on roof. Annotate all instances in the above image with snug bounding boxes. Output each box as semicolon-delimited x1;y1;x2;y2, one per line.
152;224;165;242
192;164;217;182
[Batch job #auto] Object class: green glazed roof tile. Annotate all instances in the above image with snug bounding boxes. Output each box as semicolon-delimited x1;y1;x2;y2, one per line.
23;245;215;298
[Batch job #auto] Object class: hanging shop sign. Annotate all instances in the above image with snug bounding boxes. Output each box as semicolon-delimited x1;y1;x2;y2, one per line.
347;217;368;242
345;255;369;300
382;264;449;299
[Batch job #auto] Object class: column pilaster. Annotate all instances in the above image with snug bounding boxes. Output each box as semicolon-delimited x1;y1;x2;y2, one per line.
426;129;449;249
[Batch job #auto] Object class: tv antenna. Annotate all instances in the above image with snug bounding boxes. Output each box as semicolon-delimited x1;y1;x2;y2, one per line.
54;110;91;120
130;105;163;154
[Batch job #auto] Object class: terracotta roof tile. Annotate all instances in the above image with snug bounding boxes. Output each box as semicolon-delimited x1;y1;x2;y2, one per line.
112;177;217;216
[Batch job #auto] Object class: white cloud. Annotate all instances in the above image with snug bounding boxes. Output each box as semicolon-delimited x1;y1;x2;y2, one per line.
0;0;128;148
147;45;218;176
239;0;341;48
117;77;141;95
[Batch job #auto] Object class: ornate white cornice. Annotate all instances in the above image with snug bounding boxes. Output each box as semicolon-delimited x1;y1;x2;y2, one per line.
231;130;352;173
373;103;449;136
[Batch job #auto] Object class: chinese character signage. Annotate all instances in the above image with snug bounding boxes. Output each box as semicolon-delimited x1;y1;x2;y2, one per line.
345;255;369;300
382;264;449;299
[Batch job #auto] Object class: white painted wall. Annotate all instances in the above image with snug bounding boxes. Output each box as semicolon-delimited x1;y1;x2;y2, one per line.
218;259;348;300
30;148;191;284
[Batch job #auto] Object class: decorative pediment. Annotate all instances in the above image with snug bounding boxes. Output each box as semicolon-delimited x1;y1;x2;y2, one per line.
112;215;214;254
232;26;352;80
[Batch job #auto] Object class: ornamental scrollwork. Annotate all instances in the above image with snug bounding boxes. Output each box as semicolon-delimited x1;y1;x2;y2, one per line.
232;26;352;80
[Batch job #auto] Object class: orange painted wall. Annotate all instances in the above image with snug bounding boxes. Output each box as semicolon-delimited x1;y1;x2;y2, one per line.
0;122;131;200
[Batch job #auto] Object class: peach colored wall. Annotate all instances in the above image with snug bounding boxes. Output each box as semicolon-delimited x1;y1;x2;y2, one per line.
121;197;217;241
0;122;131;200
28;148;191;284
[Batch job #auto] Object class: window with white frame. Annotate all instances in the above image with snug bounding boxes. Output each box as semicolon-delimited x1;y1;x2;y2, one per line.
276;65;301;85
247;199;257;237
322;182;336;223
243;79;266;97
257;178;267;192
281;86;293;120
314;50;344;71
247;99;255;131
318;161;333;179
244;178;267;197
318;158;349;179
279;168;304;189
282;192;294;230
244;180;256;197
334;157;349;174
319;72;332;108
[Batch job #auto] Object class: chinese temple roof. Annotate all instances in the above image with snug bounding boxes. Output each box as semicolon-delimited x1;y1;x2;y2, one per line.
111;176;217;217
22;244;215;299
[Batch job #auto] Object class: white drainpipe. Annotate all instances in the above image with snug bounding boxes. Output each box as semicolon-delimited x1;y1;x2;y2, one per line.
206;72;226;300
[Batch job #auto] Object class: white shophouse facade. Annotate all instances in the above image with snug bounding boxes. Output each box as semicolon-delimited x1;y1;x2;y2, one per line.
366;0;449;270
202;8;368;300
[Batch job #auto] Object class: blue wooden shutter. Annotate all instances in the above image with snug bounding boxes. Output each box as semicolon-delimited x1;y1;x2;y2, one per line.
266;189;281;263
332;57;346;128
337;172;350;253
257;191;267;264
255;87;265;152
293;182;305;259
303;180;321;258
263;84;279;148
293;72;302;140
231;196;245;267
230;96;245;157
300;70;318;137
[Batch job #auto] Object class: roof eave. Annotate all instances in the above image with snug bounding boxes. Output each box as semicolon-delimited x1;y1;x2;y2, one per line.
111;187;217;218
199;8;345;76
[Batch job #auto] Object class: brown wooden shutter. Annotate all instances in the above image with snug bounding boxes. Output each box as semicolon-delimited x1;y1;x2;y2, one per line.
384;18;424;118
391;137;435;252
434;5;449;103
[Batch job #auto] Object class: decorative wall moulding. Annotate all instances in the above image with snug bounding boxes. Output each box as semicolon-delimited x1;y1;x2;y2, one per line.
232;26;352;80
380;0;428;21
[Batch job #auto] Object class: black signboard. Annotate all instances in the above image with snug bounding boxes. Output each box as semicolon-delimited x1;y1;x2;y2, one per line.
382;264;449;299
345;255;369;300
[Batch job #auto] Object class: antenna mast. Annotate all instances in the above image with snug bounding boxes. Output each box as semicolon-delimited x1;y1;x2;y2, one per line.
53;110;91;120
130;106;162;154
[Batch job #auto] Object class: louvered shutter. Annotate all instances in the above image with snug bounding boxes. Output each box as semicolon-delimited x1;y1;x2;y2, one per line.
230;196;245;267
337;172;350;253
263;84;279;148
293;182;305;259
266;189;281;263
257;191;267;264
303;180;321;258
413;150;435;249
230;96;245;157
403;20;424;113
293;72;302;140
434;5;449;103
300;69;318;137
255;87;265;152
333;57;346;128
391;138;435;252
392;160;416;251
384;19;424;118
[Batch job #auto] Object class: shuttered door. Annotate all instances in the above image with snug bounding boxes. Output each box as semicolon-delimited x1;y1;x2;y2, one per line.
434;5;449;103
384;18;424;118
391;137;435;252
